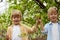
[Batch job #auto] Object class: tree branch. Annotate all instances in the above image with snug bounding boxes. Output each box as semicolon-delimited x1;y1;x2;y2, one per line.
34;0;46;9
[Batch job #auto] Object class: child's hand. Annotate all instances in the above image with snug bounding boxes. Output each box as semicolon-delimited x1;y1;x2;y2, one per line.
36;18;44;31
36;18;42;25
6;35;9;40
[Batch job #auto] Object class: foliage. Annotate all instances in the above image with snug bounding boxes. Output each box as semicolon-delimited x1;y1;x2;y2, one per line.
0;0;60;40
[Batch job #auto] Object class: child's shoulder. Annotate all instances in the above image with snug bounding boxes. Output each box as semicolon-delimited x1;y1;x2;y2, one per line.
20;23;27;29
7;25;13;32
44;22;51;28
20;23;26;27
20;23;31;30
7;25;13;29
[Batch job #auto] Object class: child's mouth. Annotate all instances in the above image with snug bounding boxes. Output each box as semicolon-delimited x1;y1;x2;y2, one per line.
52;17;55;19
14;20;19;22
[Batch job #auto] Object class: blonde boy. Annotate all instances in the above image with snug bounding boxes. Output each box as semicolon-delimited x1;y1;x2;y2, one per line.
40;6;60;40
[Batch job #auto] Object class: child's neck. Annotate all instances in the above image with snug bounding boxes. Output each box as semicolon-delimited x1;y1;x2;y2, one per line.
51;20;58;23
13;23;20;25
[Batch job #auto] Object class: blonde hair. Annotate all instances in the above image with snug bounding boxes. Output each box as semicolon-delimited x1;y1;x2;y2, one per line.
11;9;22;18
48;6;58;13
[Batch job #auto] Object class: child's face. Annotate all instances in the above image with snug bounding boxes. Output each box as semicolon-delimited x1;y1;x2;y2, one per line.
12;15;21;25
48;9;58;23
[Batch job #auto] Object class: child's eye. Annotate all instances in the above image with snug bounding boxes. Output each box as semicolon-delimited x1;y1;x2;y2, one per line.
13;17;16;19
12;16;20;18
14;17;19;18
54;13;57;15
54;14;57;15
50;14;53;15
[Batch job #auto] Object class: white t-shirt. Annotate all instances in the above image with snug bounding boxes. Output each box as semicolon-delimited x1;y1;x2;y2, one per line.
52;23;59;40
12;25;22;40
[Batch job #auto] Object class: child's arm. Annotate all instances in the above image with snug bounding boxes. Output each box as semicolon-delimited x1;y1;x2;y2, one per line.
39;19;44;31
6;35;9;40
38;19;48;34
25;20;39;34
6;27;11;40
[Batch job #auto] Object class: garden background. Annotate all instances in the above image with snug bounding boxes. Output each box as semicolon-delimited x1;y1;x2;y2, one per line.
0;0;60;40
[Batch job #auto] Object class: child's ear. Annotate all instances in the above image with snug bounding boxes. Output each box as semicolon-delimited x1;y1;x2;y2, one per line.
20;14;22;20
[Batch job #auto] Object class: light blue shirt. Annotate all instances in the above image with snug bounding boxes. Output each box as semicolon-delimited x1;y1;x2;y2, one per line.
42;22;60;40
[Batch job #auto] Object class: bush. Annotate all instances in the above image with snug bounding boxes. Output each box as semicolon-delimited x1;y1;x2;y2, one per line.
0;0;60;40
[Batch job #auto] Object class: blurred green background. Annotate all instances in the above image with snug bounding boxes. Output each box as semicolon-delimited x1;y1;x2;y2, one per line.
0;0;60;40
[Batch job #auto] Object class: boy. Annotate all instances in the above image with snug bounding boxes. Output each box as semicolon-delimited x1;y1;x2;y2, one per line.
6;9;39;40
40;6;60;40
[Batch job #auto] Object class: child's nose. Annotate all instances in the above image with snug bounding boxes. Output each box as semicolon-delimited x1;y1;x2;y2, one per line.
15;17;18;20
52;14;55;16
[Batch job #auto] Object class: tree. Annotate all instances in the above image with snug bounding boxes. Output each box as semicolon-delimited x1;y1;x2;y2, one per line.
0;0;60;40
